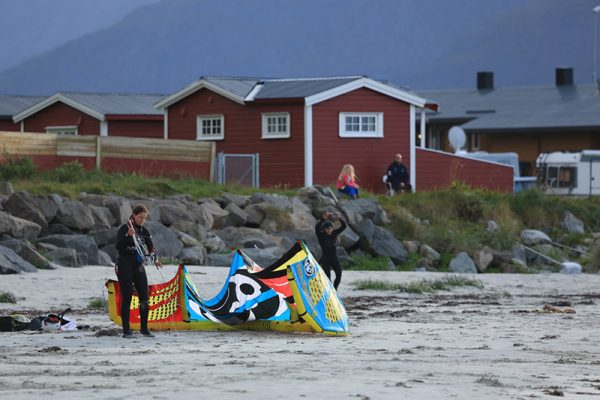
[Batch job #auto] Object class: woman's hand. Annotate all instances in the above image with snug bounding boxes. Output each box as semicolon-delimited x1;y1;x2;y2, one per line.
127;219;135;237
155;260;164;269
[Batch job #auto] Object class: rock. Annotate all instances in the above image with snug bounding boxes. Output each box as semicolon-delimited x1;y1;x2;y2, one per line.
224;202;248;227
3;191;48;235
144;221;183;258
288;197;316;231
520;229;551;246
174;230;202;247
0;181;13;195
403;240;420;254
340;198;390;226
473;246;494;272
158;204;189;227
200;200;229;229
248;192;292;210
560;261;582;274
216;226;291;250
338;226;360;250
296;186;337;215
238;246;285;268
178;246;207;265
34;193;64;222
37;243;78;268
512;244;527;266
37;234;101;265
204;232;227;253
419;244;440;264
88;205;112;231
449;252;477;273
356;218;407;264
105;197;132;225
206;252;233;267
486;220;499;232
0;238;51;269
219;192;249;208
0;211;41;240
54;200;95;232
0;245;37;273
97;250;115;266
561;211;584;234
244;203;267;226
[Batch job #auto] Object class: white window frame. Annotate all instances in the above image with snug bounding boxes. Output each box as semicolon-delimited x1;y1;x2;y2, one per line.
339;112;384;138
261;112;290;139
196;115;225;140
45;125;78;135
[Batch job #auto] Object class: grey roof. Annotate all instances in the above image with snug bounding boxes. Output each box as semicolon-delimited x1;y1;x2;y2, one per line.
59;92;165;115
0;95;45;117
254;77;361;99
203;76;363;100
419;84;600;132
203;77;260;99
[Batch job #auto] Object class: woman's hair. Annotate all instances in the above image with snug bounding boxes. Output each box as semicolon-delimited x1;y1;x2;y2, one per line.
338;164;356;180
131;204;149;217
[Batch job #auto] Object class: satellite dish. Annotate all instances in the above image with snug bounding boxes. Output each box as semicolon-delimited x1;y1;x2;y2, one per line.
448;126;466;153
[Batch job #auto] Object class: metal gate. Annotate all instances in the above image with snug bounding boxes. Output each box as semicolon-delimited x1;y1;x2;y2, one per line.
216;152;259;187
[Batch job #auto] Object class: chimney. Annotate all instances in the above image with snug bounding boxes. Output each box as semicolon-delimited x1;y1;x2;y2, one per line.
477;71;494;90
555;67;573;86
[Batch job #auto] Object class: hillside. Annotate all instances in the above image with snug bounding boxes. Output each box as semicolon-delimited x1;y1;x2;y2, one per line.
0;0;595;95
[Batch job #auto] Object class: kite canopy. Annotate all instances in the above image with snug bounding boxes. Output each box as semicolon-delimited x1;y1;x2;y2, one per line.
105;241;349;335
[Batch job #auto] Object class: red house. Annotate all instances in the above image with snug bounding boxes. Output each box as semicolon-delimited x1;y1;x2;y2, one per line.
156;76;438;191
12;92;165;138
0;95;44;131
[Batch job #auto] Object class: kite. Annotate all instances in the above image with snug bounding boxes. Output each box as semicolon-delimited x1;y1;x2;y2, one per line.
105;241;349;335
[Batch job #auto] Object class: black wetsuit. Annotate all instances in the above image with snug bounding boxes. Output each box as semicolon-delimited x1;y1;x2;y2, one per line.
315;219;346;289
115;219;155;334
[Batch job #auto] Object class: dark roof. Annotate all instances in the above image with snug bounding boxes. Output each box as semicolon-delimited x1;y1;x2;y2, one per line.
0;95;45;118
419;84;600;131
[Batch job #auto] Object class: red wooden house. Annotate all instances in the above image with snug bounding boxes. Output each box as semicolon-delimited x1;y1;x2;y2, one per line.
12;92;164;138
0;95;44;131
155;76;513;192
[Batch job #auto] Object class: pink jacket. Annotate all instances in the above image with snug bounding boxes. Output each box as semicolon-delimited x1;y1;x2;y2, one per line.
336;174;359;190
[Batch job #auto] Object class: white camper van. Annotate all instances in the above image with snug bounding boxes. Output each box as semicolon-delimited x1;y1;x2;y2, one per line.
536;150;600;196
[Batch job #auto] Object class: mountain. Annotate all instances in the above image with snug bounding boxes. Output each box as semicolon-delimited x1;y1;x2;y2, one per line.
0;0;596;95
0;0;160;74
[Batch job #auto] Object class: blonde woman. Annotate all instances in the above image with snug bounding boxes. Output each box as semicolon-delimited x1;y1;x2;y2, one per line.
336;164;359;199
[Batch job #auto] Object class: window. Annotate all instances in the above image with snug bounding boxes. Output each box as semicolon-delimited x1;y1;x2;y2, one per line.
196;115;224;140
261;113;290;139
545;166;577;189
339;112;383;138
45;126;77;135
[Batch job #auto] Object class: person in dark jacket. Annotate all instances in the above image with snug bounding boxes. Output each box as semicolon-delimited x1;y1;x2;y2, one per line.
386;153;412;194
115;204;163;338
315;212;347;290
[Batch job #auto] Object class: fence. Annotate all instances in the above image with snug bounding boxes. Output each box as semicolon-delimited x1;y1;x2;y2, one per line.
0;131;215;180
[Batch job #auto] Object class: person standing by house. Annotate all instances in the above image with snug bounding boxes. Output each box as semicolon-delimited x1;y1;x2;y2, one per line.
115;204;163;338
336;164;360;199
386;153;412;194
315;212;347;290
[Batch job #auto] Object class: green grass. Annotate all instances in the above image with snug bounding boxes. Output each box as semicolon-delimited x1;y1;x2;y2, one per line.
349;254;394;270
87;297;108;310
351;276;484;293
0;291;17;303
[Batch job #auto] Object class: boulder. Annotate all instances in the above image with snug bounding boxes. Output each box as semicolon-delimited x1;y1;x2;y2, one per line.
219;192;249;208
0;245;37;273
340;198;390;227
3;191;48;235
520;229;551;246
143;221;183;258
561;211;584;234
472;246;494;272
244;202;267;226
178;246;207;265
0;238;51;269
158;204;189;227
37;234;101;265
37;243;78;268
449;252;477;273
288;197;317;231
200;200;228;229
216;226;292;250
249;192;292;210
170;220;208;242
206;252;233;267
224;202;248;227
420;244;441;264
54;200;95;232
204;232;227;253
105;197;132;225
88;205;112;231
356;218;407;264
34;193;64;222
296;186;337;216
0;211;41;240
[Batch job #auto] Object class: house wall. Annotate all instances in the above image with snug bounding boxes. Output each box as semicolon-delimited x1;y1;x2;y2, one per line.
23;102;100;135
479;131;596;175
167;88;305;188
0;119;20;131
415;148;513;192
107;118;164;138
312;88;410;193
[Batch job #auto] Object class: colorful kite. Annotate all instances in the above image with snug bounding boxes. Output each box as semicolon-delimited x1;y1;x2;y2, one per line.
105;241;349;335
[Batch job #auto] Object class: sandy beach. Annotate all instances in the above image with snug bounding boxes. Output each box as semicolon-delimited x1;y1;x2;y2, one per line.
1;265;599;399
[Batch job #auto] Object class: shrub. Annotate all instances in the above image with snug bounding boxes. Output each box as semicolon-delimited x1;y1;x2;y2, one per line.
49;161;87;183
349;254;393;270
88;297;108;310
0;156;36;180
0;291;17;303
351;276;483;293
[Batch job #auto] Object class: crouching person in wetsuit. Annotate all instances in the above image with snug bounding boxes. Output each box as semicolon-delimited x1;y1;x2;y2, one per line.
115;204;163;338
315;212;347;290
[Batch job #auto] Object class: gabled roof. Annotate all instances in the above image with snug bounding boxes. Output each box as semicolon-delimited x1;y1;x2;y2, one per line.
0;95;45;118
419;84;600;131
13;92;165;123
155;76;436;109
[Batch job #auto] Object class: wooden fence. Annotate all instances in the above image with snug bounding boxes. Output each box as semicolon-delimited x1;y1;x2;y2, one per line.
0;131;216;180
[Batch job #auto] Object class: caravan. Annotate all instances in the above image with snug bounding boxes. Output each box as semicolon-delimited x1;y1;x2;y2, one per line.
465;152;537;192
536;150;600;196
